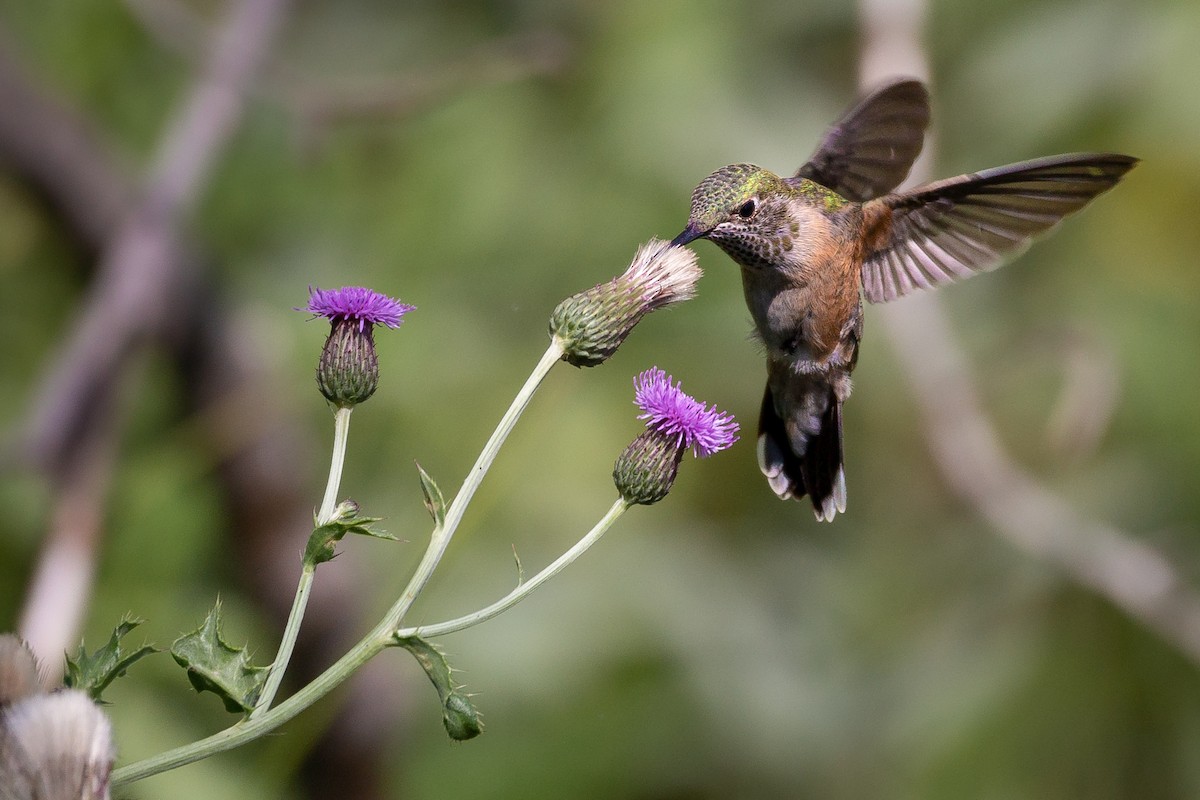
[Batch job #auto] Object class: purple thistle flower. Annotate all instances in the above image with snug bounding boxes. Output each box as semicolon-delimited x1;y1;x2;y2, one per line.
614;368;738;505
302;286;414;332
299;286;413;408
634;367;739;458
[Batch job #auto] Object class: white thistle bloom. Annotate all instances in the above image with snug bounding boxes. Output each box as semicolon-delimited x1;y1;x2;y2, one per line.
0;690;115;800
550;239;702;367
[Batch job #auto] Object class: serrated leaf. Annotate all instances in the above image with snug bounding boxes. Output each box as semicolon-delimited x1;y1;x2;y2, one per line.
396;635;483;741
415;461;446;527
63;617;158;702
304;503;392;565
344;521;394;540
170;601;268;714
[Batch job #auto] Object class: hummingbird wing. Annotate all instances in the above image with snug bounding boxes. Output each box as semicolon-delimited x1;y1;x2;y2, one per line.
860;153;1138;303
791;78;930;202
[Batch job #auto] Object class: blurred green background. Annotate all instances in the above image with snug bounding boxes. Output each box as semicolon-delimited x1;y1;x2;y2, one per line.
2;0;1199;797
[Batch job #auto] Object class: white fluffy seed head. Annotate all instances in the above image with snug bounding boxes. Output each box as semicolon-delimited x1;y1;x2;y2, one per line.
0;690;115;800
623;239;702;309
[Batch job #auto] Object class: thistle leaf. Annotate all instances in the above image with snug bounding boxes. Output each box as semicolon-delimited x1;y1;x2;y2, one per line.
304;501;392;565
170;601;268;714
415;462;446;527
63;617;158;702
396;635;483;741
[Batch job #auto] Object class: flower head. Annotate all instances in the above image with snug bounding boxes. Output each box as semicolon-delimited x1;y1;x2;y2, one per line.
634;367;739;457
0;690;115;800
300;286;413;408
302;286;414;331
549;240;701;367
622;239;703;311
614;368;738;505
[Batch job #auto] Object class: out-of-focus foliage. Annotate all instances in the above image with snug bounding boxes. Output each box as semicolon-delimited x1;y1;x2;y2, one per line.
1;0;1198;798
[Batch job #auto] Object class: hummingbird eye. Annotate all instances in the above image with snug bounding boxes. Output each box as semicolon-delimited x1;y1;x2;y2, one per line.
737;198;757;219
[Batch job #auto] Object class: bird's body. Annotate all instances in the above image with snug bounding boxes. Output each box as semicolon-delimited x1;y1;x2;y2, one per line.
673;79;1137;521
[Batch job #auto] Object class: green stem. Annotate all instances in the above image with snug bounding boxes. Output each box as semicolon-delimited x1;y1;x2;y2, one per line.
250;405;353;720
112;341;564;786
398;498;629;639
249;564;313;720
317;406;353;525
113;627;389;786
376;339;565;633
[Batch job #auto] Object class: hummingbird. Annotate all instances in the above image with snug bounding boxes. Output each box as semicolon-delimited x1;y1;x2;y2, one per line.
671;78;1137;521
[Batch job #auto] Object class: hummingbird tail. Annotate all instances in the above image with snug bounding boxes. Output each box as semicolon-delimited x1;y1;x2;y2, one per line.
757;382;847;522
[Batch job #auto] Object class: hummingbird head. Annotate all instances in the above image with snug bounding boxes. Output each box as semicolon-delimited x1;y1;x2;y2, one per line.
672;164;798;270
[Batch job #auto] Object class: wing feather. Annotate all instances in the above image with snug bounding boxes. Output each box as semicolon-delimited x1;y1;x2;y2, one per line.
861;153;1138;303
792;78;930;202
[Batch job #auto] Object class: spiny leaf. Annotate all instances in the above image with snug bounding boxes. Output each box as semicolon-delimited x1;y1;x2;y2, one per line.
396;635;482;741
415;462;446;527
441;691;483;742
304;500;392;566
170;601;268;715
63;617;158;702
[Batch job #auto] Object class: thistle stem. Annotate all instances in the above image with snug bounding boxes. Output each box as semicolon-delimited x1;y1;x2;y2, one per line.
252;404;351;719
112;341;564;786
317;406;353;525
376;340;565;633
398;498;629;640
113;628;386;786
249;565;313;720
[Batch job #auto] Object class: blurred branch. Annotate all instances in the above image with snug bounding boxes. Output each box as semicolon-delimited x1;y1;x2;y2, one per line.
22;0;290;476
283;30;570;148
5;0;289;667
2;4;393;793
122;0;210;64
17;386;121;677
122;0;569;151
859;0;1200;664
0;30;131;253
1042;327;1120;461
878;294;1200;660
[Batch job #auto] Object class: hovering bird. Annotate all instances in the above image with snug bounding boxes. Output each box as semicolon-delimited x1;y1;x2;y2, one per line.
671;79;1137;521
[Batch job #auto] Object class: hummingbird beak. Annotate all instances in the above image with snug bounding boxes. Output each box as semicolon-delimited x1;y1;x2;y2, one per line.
671;222;707;247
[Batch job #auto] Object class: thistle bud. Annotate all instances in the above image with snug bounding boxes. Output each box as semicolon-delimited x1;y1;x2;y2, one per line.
550;240;701;367
299;286;414;408
613;368;739;505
